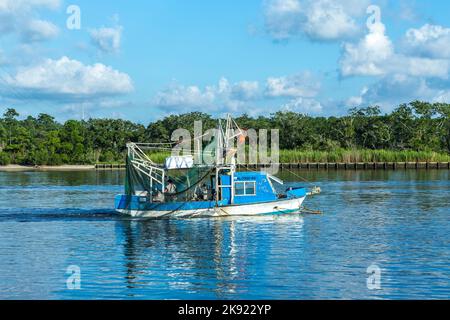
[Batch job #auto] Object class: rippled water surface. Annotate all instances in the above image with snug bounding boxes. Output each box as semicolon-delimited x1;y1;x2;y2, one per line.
0;169;449;300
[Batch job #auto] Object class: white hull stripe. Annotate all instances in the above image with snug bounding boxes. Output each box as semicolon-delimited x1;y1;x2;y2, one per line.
117;197;306;218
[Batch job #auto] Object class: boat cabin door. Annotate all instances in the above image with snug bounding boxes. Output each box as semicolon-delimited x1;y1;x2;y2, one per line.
214;167;234;205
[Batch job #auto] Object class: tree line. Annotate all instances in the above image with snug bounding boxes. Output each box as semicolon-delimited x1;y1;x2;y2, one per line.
0;101;449;166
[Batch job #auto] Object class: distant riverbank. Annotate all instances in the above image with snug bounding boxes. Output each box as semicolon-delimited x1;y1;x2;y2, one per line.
2;103;450;168
2;149;450;172
0;165;95;172
2;162;450;172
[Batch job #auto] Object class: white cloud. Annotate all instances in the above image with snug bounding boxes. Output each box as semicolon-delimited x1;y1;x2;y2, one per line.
154;73;323;115
216;77;261;101
340;20;450;79
230;80;260;100
154;83;216;110
265;72;320;98
3;56;134;101
90;26;123;54
264;0;302;40
344;75;450;111
400;56;450;78
0;0;60;12
403;24;450;59
340;21;394;77
346;86;368;107
154;77;262;113
0;0;60;42
264;0;369;41
22;19;59;42
281;97;323;114
340;12;450;110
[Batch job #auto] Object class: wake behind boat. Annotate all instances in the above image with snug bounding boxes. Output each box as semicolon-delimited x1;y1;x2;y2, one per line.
115;116;317;218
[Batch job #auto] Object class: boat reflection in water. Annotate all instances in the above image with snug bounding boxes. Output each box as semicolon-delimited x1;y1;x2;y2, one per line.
115;214;305;299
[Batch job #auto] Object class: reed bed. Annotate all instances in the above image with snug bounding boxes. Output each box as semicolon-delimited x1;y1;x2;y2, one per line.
148;151;172;164
144;149;450;164
279;149;450;163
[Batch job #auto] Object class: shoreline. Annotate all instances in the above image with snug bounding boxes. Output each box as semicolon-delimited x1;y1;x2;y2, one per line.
1;161;449;172
0;165;96;172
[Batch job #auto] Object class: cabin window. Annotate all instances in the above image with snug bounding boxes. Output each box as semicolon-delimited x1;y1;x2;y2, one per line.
245;182;256;195
235;181;256;196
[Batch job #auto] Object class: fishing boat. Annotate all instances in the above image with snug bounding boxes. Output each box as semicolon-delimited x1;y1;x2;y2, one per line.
114;116;318;218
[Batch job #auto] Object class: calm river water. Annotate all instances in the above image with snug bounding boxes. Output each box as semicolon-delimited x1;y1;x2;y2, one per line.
0;169;449;300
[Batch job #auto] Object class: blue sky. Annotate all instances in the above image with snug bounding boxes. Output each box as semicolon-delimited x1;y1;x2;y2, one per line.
1;0;450;123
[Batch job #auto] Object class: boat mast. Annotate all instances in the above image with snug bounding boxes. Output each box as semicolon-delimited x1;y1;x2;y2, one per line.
214;115;243;205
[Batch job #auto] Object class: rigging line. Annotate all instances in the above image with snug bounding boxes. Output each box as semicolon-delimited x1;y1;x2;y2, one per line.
192;132;214;141
167;146;234;155
283;167;313;185
236;162;307;180
239;163;317;190
137;133;216;148
134;142;178;146
141;146;218;155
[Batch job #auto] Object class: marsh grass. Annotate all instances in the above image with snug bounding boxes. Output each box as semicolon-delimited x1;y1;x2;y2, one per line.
279;149;450;163
148;151;172;164
133;149;450;164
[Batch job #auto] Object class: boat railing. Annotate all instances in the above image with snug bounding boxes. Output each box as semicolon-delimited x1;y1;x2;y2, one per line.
127;142;166;191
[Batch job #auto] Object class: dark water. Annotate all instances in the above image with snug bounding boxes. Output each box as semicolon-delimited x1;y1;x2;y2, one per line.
0;169;449;300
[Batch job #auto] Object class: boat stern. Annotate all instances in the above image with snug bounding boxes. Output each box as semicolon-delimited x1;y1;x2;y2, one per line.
115;194;148;212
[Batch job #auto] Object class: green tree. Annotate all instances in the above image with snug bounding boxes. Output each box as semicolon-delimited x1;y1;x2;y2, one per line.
59;120;87;164
0;122;6;149
389;104;415;150
410;101;440;151
350;106;392;149
3;108;19;146
434;103;450;152
0;103;448;166
0;151;10;165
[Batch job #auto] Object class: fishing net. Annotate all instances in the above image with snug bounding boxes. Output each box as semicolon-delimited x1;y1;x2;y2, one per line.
124;135;218;205
163;166;215;202
124;155;152;196
125;158;214;201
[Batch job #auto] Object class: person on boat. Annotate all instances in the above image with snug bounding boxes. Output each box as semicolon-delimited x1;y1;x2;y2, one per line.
199;183;209;200
153;190;165;202
192;183;208;201
165;179;177;194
